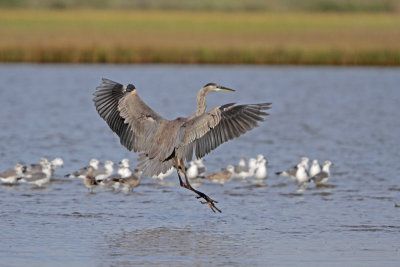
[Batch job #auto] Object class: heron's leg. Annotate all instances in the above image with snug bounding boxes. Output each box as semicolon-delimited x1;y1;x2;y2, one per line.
173;157;185;187
178;159;222;213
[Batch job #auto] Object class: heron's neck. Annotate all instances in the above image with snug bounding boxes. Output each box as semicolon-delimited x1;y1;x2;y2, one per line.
195;88;208;116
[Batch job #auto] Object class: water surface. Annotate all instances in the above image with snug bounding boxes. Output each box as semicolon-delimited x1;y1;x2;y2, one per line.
0;64;399;266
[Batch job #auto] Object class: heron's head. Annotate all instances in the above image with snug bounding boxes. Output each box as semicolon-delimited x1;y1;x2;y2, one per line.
126;84;136;92
203;83;235;93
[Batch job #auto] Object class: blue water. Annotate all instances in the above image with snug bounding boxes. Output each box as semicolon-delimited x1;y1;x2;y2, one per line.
0;64;399;266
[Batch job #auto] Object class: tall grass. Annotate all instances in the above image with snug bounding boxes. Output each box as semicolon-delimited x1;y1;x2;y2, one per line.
0;9;399;65
1;0;399;13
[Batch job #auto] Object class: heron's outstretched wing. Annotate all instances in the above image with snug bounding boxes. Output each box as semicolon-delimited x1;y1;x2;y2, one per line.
93;78;166;152
181;103;271;159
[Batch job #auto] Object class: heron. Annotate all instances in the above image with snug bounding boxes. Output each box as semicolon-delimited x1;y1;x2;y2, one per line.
93;78;271;212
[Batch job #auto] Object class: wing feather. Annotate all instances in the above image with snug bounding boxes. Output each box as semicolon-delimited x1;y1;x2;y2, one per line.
181;103;271;159
93;78;166;153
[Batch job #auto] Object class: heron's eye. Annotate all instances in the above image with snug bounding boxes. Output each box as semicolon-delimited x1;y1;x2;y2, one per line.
126;84;135;92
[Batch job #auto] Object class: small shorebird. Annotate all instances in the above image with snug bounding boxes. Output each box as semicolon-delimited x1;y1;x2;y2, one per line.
84;166;98;192
233;158;257;179
309;160;333;185
19;162;52;187
118;169;142;192
295;164;308;184
276;157;309;179
194;158;207;177
256;154;265;164
99;161;132;189
152;167;174;180
186;161;199;179
23;157;48;175
65;158;100;178
93;160;114;181
0;163;24;184
50;157;64;176
309;159;321;177
254;158;268;180
205;165;234;184
238;157;246;167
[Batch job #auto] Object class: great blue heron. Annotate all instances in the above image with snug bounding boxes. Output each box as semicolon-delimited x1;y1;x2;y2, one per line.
93;78;271;212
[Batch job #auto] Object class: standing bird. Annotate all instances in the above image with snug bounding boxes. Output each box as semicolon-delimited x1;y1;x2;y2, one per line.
152;167;174;180
194;158;207;177
0;163;24;184
65;158;100;178
309;159;321;177
238;157;247;167
50;157;64;176
23;157;49;175
186;161;199;179
232;158;257;180
205;165;235;184
276;157;309;179
84;166;98;192
19;162;52;187
93;78;271;212
309;160;333;185
93;160;114;181
295;164;308;184
99;161;131;190
254;158;268;180
118;169;142;192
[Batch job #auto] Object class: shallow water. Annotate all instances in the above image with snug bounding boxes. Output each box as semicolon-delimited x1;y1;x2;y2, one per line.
0;64;399;266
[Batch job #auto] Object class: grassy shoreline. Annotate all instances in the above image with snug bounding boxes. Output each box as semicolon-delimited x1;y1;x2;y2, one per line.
1;9;399;65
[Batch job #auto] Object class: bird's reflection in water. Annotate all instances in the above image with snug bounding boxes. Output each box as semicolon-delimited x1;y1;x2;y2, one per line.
102;227;239;265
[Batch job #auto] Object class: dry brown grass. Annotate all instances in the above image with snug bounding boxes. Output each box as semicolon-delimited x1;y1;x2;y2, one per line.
1;9;399;65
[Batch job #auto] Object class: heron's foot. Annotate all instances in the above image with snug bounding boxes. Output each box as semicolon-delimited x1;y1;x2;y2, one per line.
195;191;222;213
179;180;221;213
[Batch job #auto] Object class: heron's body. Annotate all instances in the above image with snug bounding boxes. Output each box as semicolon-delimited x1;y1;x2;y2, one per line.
93;78;271;212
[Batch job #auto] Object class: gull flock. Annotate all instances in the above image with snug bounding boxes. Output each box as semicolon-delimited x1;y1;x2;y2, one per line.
0;155;333;191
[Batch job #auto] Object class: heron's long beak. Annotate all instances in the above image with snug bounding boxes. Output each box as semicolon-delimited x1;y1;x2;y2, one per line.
217;86;235;92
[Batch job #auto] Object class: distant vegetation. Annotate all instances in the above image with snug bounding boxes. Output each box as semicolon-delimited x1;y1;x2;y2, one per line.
0;8;399;65
1;0;399;12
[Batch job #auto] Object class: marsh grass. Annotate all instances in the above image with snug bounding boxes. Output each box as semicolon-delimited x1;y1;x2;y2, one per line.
2;0;400;13
1;9;399;65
